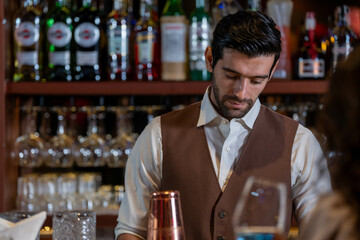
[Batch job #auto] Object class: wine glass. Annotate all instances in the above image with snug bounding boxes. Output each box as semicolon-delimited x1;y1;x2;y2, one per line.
232;177;287;240
75;106;108;167
46;106;75;168
106;106;136;168
12;106;46;168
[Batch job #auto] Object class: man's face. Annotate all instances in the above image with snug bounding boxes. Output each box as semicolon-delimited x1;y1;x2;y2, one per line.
205;48;277;120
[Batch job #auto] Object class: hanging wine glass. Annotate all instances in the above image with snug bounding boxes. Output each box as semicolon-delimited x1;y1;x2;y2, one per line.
106;106;136;168
76;106;108;167
46;106;75;168
12;106;46;168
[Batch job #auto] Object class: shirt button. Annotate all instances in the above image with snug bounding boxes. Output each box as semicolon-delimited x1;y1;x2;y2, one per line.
218;211;226;218
217;236;226;240
226;146;230;151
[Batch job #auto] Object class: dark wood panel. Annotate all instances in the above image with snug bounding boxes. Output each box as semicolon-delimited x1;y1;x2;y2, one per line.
5;80;328;96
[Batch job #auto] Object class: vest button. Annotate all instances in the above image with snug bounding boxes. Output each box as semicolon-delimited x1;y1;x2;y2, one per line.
218;211;226;218
217;236;226;240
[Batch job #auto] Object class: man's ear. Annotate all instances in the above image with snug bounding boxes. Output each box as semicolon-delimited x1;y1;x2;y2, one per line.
268;59;279;81
205;46;213;73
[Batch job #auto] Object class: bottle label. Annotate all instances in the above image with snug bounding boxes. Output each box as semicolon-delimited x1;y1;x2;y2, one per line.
47;22;72;47
15;22;40;47
108;26;129;56
298;58;325;78
76;51;98;66
136;31;156;63
189;21;211;71
161;17;187;63
74;22;100;48
17;51;38;66
49;51;71;66
332;42;353;70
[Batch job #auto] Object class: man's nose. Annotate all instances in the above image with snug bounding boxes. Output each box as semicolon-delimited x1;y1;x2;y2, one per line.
234;79;248;99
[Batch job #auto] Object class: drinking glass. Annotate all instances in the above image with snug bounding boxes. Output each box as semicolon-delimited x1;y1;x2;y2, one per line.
37;173;58;213
57;172;78;210
16;174;39;212
232;177;287;240
147;191;186;240
106;106;136;168
77;172;102;210
46;106;75;168
12;106;46;168
52;210;96;240
75;106;108;167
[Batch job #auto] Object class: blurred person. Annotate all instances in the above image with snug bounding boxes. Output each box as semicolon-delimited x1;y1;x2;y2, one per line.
115;10;331;240
300;46;360;240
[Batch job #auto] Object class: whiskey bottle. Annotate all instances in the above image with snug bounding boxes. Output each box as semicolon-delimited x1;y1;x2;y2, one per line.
189;0;211;81
107;0;132;81
134;0;160;81
13;0;43;82
73;0;101;81
161;0;188;81
295;12;325;79
45;0;73;81
328;5;357;74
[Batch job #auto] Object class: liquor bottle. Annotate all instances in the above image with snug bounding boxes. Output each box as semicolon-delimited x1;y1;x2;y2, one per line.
45;0;73;81
13;0;43;82
189;0;211;81
73;0;102;81
328;5;357;74
211;0;242;27
134;0;160;81
295;12;325;79
107;0;132;81
161;0;188;81
247;0;261;12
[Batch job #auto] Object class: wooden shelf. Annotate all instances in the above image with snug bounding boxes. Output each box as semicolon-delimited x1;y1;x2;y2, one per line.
5;79;329;96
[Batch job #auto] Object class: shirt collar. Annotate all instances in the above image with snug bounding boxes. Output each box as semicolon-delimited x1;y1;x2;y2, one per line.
197;86;261;130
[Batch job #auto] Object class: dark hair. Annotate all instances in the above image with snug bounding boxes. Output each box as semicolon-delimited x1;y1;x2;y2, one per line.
211;10;282;74
318;46;360;237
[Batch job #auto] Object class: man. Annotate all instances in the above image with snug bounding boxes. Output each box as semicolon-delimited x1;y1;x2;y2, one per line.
115;10;331;240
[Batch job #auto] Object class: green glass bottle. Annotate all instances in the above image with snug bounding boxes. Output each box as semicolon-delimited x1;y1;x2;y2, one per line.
73;0;102;81
160;0;188;81
189;0;211;81
13;0;43;82
45;0;73;81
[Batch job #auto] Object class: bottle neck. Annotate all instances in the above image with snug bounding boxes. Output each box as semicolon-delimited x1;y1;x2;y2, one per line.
140;0;153;19
305;12;316;42
57;112;66;135
82;0;94;8
162;0;184;16
195;0;205;9
247;0;261;11
114;0;127;11
56;0;69;8
335;5;350;27
24;0;40;7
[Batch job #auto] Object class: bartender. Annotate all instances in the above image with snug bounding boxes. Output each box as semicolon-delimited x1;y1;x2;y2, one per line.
115;10;331;240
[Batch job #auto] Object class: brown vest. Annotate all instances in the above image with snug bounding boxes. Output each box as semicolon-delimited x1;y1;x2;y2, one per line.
160;102;298;240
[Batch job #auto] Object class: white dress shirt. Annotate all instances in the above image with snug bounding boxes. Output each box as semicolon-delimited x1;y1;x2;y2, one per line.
115;88;332;239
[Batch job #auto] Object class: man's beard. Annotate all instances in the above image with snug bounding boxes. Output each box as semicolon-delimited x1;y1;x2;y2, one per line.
212;75;254;119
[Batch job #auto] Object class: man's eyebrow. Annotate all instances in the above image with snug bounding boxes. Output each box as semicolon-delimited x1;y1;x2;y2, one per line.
222;67;269;79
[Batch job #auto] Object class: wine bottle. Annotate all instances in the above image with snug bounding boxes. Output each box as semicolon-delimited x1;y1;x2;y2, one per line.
13;0;43;82
161;0;188;81
107;0;132;81
134;0;160;81
45;0;73;81
189;0;211;81
73;0;102;81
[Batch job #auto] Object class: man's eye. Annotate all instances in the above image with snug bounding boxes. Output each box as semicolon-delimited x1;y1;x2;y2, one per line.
251;79;263;85
225;75;237;80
